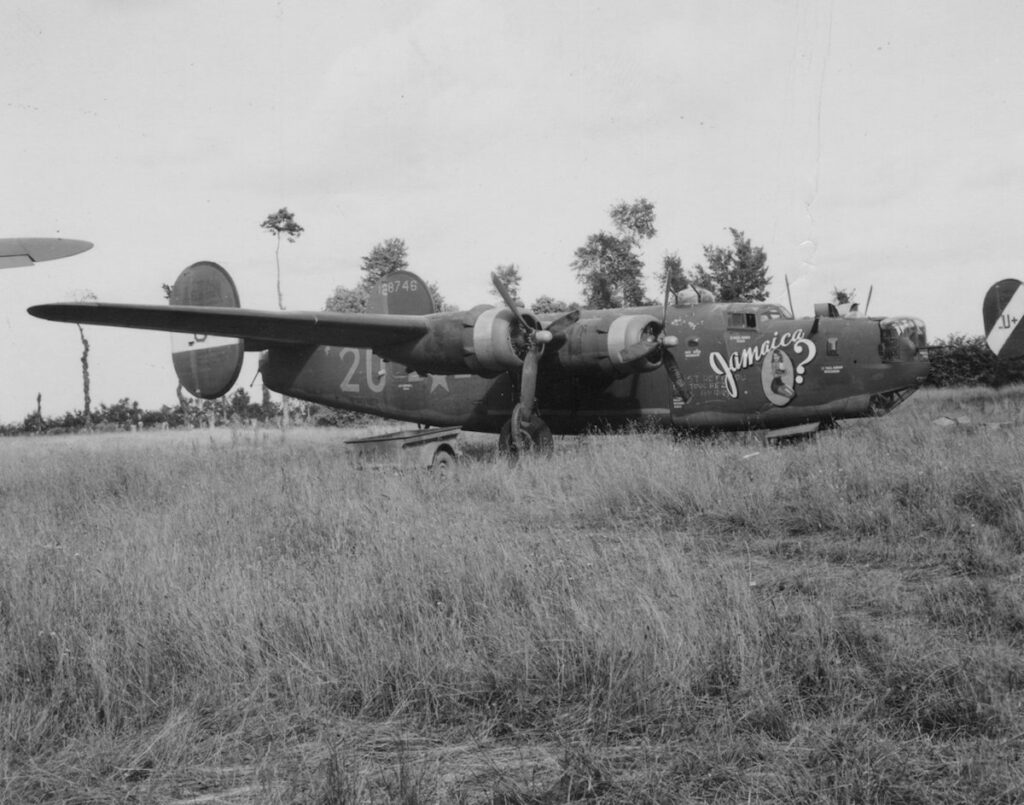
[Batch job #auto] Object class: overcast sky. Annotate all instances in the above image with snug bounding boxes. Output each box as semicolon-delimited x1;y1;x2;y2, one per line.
4;1;1024;423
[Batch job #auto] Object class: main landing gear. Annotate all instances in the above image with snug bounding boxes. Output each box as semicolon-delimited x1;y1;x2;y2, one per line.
489;271;570;461
499;403;553;459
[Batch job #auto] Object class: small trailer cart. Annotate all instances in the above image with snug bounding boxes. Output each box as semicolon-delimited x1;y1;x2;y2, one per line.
345;426;462;472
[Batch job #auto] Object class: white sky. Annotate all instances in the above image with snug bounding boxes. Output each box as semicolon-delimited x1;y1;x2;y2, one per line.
4;0;1024;424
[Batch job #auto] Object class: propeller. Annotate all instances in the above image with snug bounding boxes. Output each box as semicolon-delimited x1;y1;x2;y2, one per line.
658;274;690;402
613;274;690;402
662;346;690;403
490;270;692;435
490;273;579;432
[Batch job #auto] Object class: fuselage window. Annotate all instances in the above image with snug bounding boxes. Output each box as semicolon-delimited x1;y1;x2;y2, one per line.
728;312;758;329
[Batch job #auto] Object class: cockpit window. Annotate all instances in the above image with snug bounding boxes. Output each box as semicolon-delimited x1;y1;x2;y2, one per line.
728;312;758;329
728;305;792;329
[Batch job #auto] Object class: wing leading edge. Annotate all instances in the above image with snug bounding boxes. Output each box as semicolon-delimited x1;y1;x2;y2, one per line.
27;302;431;351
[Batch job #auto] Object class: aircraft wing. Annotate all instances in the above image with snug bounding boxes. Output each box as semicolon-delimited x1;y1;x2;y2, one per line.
0;238;93;269
27;302;431;351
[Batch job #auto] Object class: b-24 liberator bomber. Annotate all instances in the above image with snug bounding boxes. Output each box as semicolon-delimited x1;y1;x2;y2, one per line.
29;260;930;454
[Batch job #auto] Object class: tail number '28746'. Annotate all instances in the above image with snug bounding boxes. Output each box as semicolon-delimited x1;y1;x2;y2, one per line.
380;278;418;295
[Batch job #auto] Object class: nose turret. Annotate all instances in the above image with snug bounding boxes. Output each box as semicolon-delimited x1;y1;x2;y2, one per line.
864;316;930;414
880;317;929;363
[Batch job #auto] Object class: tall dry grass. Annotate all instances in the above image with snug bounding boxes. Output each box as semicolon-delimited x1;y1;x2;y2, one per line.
1;389;1023;802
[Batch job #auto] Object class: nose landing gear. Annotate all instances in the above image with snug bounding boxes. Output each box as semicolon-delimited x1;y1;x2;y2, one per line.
868;388;917;416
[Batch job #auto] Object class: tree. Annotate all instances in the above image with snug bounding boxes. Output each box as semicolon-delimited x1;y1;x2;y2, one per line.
260;207;304;310
31;393;43;434
691;228;770;302
260;208;304;428
654;252;689;300
572;232;646;308
324;237;450;313
325;238;410;313
427;281;450;312
71;290;98;428
490;264;523;307
360;237;408;286
261;385;279;421
571;198;657;309
609;198;657;247
531;295;574;314
831;287;855;305
323;285;368;314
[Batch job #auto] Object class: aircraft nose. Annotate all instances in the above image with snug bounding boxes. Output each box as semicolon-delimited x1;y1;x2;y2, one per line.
881;317;928;363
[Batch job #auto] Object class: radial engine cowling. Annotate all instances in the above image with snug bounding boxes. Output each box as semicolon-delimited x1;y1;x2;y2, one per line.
378;307;666;378
376;304;543;376
552;313;665;376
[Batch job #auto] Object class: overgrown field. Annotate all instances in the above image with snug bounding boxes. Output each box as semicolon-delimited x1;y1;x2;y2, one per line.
3;387;1024;803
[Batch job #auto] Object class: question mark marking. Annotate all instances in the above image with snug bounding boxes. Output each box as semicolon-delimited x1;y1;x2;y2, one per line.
793;338;817;384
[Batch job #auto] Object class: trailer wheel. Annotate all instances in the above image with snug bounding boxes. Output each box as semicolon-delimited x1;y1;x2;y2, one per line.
430;448;455;475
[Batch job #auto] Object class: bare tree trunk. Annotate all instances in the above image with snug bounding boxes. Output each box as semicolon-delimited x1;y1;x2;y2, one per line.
275;232;284;310
77;324;92;429
275;232;291;431
176;383;190;428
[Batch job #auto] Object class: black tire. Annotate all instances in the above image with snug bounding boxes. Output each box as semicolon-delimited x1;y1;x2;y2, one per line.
430;449;455;474
498;411;553;460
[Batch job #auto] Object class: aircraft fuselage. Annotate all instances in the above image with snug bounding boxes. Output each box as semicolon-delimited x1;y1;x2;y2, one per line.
259;301;929;434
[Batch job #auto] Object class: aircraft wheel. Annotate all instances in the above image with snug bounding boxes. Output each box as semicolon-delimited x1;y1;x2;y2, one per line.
430;449;455;475
499;406;554;460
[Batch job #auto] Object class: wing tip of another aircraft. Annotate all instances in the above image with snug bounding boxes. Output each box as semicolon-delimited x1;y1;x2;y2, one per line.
0;237;93;269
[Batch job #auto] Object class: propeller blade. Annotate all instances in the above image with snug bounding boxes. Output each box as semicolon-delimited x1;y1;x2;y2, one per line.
663;350;690;402
547;308;581;335
541;309;580;349
618;340;660;364
662;270;672;327
519;347;541;421
491;272;532;332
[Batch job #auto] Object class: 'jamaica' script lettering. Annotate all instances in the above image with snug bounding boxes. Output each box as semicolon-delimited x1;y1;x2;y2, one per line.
708;329;814;398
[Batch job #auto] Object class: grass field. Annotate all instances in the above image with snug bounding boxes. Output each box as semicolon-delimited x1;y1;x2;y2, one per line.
2;387;1024;803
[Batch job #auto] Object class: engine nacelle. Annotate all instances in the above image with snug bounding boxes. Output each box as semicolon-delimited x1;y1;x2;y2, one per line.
169;261;244;399
378;306;665;379
552;313;664;376
376;304;542;376
466;305;542;372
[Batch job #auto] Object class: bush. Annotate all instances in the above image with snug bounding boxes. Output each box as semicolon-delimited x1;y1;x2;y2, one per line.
926;334;1024;387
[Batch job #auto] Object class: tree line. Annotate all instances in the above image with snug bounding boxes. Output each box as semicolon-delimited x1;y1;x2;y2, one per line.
1;387;368;437
322;199;771;313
